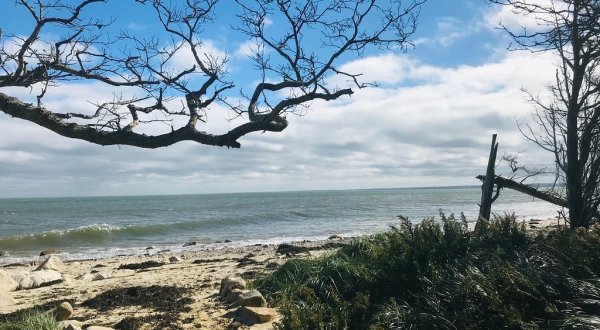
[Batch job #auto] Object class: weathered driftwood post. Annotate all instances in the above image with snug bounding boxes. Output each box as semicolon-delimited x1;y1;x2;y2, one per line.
476;134;498;231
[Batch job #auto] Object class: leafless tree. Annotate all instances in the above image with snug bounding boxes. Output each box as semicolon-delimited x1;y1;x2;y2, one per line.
0;0;426;149
490;0;600;228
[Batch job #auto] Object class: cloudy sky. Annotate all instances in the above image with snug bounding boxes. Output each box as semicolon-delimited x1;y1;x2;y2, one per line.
0;0;559;198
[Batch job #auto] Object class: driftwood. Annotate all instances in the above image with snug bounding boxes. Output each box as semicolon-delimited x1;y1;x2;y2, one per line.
476;175;600;220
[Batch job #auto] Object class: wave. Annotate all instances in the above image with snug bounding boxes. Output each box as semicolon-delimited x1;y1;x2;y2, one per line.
0;211;317;252
0;224;149;250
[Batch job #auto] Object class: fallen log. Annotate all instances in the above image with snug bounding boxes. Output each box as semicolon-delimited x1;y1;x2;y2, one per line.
476;175;600;219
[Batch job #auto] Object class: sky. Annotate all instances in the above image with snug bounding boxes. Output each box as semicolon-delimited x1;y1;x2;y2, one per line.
0;0;560;198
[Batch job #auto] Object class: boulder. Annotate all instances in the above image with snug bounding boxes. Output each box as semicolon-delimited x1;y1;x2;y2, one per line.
238;289;267;307
328;234;343;240
84;326;115;330
225;288;249;303
59;320;83;330
0;292;15;307
0;269;18;292
18;270;62;290
40;249;61;256
219;277;246;298
238;306;275;323
52;301;73;321
183;241;198;247
169;256;181;263
36;255;66;272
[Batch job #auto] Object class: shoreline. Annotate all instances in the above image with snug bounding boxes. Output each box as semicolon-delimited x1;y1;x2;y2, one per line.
0;217;564;329
0;214;563;266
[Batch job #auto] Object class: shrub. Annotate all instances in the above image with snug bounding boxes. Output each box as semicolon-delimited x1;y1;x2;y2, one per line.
255;214;600;329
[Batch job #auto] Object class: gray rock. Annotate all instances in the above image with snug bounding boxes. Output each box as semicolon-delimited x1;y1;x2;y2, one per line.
52;301;73;321
238;289;267;307
219;277;246;298
76;273;107;282
0;292;15;307
0;269;18;292
183;241;198;247
169;256;181;263
226;288;249;303
18;270;62;290
35;255;65;272
40;249;61;256
238;306;275;324
59;320;83;330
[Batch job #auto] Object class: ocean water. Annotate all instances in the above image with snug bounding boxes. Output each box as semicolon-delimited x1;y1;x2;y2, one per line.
0;187;561;264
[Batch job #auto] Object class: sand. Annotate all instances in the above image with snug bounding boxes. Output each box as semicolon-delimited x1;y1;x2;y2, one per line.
0;239;345;329
0;217;565;329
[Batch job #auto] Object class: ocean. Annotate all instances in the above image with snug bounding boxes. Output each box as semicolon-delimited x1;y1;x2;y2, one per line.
0;186;561;264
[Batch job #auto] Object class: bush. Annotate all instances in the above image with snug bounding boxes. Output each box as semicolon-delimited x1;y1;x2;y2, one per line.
255;214;600;329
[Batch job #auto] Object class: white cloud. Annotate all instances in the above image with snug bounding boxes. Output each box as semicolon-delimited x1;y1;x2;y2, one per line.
484;0;565;31
0;45;560;197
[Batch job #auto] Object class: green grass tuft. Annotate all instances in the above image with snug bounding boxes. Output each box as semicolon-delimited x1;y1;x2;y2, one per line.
255;214;600;329
0;311;61;330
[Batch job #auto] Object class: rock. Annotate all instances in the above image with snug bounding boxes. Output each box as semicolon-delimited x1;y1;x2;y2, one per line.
0;251;7;257
52;302;73;321
219;277;246;298
59;320;83;330
145;246;154;250
76;273;107;281
238;289;267;307
40;249;61;256
238;306;275;323
18;270;62;290
224;239;232;243
0;269;18;292
328;234;343;240
183;241;198;247
84;326;115;330
226;288;249;303
276;243;309;255
91;273;107;281
8;270;30;285
169;256;181;263
36;255;66;272
0;292;15;307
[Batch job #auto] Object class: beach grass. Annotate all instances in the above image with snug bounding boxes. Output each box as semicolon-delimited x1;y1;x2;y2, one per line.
255;214;600;329
0;311;60;330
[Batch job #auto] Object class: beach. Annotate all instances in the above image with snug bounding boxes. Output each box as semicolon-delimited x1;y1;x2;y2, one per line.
0;217;563;329
0;238;349;329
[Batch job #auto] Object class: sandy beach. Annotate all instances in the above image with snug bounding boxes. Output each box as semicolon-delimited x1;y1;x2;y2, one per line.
0;238;349;329
0;217;562;329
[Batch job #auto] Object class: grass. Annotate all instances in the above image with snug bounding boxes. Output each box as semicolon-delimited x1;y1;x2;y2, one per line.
254;213;600;329
0;311;61;330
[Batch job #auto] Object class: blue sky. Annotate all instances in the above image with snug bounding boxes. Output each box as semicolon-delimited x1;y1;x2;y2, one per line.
0;0;558;197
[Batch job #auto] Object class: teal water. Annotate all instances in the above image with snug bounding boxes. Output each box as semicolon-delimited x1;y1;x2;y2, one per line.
0;187;560;263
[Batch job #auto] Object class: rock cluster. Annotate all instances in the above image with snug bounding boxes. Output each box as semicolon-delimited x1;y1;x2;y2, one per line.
0;255;111;309
219;276;276;324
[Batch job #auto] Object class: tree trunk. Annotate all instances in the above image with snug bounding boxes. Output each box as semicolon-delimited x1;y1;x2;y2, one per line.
476;134;498;231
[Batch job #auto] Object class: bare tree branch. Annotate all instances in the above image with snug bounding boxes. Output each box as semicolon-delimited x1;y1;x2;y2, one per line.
0;0;426;149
